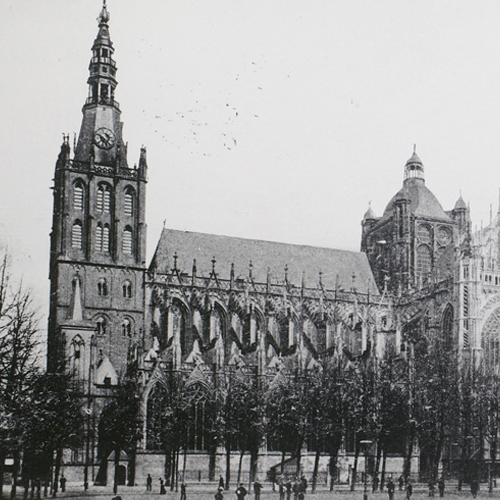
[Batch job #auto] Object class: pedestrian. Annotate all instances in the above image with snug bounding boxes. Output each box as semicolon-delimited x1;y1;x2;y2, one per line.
471;479;479;498
387;478;395;500
159;478;166;495
180;482;187;500
236;483;247;500
429;478;435;497
438;478;445;497
147;474;152;491
406;482;413;500
254;480;262;500
59;475;66;493
215;487;224;500
399;475;404;491
279;480;285;500
285;480;292;500
219;476;225;490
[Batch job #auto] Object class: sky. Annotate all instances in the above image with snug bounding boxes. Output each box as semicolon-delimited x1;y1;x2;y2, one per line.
2;0;500;342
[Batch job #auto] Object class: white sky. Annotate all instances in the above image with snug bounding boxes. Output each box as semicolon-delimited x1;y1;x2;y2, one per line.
1;0;500;342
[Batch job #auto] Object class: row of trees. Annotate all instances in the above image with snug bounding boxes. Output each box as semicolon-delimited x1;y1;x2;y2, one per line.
0;255;84;499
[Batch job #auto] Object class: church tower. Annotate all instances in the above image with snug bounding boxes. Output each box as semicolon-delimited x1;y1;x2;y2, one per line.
48;1;147;380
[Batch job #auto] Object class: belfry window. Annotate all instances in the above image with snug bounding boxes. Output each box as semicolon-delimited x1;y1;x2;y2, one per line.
417;244;432;277
73;183;84;211
96;184;111;213
72;221;82;249
123;227;133;255
124;189;134;217
95;223;110;253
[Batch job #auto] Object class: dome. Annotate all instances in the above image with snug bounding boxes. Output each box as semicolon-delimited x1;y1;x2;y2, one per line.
382;178;451;221
363;204;376;220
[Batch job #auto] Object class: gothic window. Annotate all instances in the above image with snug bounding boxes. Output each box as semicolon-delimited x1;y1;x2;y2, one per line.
124;188;134;217
482;308;500;369
231;313;242;341
121;319;132;337
103;224;110;253
212;307;223;340
146;384;168;451
417;244;432;277
186;384;213;451
73;182;84;211
417;224;432;244
193;309;205;341
122;280;132;298
96;317;107;335
122;227;133;255
97;278;108;296
170;304;187;353
71;221;82;249
96;184;111;213
71;335;85;383
442;305;454;349
95;224;103;251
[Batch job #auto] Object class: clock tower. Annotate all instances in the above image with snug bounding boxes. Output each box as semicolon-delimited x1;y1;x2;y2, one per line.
48;1;147;380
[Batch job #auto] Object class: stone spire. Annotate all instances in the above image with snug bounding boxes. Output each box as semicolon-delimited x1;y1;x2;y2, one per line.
73;0;127;167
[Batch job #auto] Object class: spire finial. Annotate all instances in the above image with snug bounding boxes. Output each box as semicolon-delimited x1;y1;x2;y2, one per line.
212;256;216;274
98;0;110;25
173;252;178;271
413;143;417;154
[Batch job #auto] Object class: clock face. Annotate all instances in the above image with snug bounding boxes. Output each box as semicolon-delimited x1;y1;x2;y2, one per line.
437;226;452;246
94;127;115;149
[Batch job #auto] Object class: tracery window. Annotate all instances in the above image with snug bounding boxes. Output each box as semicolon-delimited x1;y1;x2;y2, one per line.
186;385;213;451
442;305;454;349
417;224;432;244
95;223;110;253
482;308;500;369
146;384;168;451
72;221;83;249
303;318;318;349
417;244;432;277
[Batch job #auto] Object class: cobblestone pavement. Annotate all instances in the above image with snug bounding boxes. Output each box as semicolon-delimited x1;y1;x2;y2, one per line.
7;484;500;500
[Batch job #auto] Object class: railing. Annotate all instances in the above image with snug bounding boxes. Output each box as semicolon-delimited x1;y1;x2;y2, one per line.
85;96;120;109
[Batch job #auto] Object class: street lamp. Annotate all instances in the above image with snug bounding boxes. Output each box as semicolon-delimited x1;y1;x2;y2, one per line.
360;440;373;500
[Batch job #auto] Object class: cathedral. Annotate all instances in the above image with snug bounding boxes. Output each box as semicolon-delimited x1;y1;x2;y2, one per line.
47;1;500;488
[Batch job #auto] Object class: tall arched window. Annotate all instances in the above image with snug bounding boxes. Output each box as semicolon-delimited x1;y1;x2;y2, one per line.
96;184;111;213
95;224;103;251
102;224;110;253
442;305;454;349
73;182;84;211
72;221;83;249
124;188;134;217
146;384;168;450
96;317;107;335
121;319;132;337
417;244;432;277
97;278;108;296
123;280;132;298
122;227;133;255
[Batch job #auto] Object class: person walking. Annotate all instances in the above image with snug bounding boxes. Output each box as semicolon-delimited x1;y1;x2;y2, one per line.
471;479;479;498
59;475;66;493
236;484;247;500
254;480;262;500
146;474;152;491
406;481;413;500
279;480;285;500
180;482;187;500
219;476;225;490
285;480;292;500
159;478;166;495
398;475;404;491
438;478;445;497
387;478;395;500
428;478;435;497
215;487;224;500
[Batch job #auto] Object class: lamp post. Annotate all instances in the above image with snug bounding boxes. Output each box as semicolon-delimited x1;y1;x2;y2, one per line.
360;440;373;500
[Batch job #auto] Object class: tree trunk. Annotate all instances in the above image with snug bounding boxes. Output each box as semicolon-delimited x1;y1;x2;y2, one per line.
249;448;258;489
0;451;5;500
351;443;359;491
295;443;302;477
280;451;285;475
404;430;415;485
373;440;382;492
127;446;136;486
225;441;231;490
312;450;321;492
51;449;62;498
380;446;387;491
237;450;244;486
170;449;177;491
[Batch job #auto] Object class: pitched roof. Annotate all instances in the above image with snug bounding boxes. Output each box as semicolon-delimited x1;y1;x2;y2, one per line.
150;228;378;293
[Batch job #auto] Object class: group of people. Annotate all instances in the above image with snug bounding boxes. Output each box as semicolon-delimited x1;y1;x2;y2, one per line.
215;478;263;500
276;476;308;500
